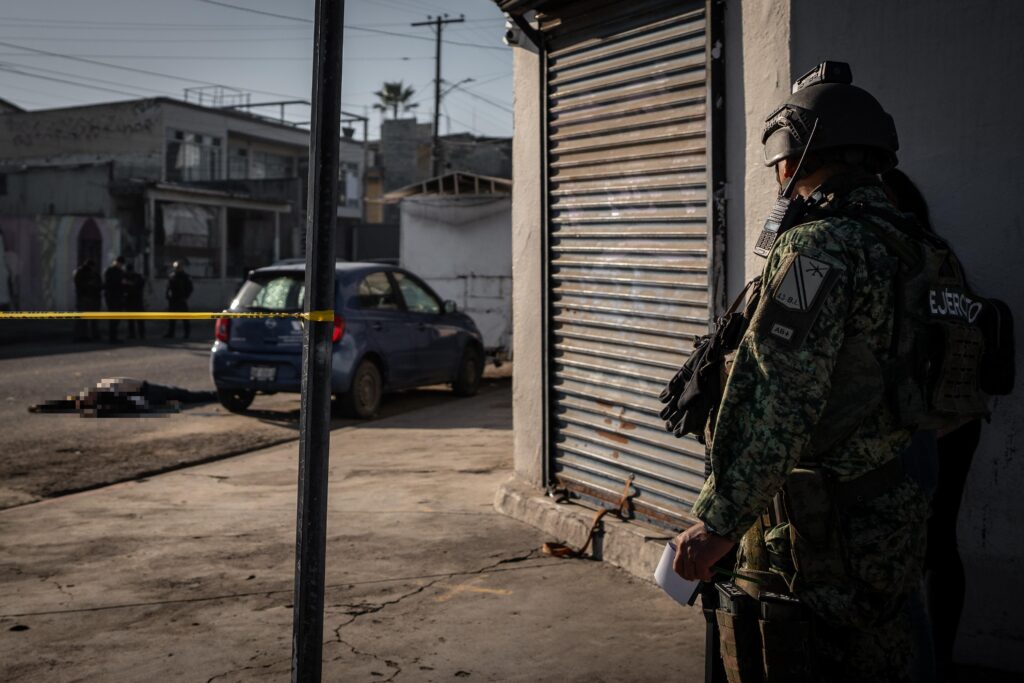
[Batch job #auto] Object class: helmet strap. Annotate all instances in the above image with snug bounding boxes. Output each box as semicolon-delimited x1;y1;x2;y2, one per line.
781;117;820;199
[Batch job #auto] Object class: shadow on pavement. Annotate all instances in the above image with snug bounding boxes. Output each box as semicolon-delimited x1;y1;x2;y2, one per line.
240;377;511;431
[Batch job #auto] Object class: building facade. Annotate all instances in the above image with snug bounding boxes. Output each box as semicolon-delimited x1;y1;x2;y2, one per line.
496;0;1024;673
0;98;364;310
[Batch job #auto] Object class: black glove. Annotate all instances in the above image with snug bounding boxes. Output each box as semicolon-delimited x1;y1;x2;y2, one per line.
660;335;715;438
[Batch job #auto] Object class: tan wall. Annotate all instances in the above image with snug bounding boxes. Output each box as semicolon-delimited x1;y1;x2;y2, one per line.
510;44;544;487
732;0;792;289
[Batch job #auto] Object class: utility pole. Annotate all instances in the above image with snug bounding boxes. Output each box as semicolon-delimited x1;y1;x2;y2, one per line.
411;14;464;177
292;0;343;680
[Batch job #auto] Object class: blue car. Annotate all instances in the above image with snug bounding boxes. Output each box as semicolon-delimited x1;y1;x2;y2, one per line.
210;260;485;417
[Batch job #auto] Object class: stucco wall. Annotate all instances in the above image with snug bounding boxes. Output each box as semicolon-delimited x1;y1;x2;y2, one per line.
0;100;164;180
398;195;513;352
789;0;1024;670
726;0;792;297
0;164;114;217
510;44;544;487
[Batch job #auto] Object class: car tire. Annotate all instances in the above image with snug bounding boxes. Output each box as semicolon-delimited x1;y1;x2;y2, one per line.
338;359;382;419
217;388;255;413
452;345;484;397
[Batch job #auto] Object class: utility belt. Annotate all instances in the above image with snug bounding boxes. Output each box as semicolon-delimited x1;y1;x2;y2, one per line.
713;457;907;682
715;580;814;683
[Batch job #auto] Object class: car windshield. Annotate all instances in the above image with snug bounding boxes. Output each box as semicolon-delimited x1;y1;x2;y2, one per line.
232;272;305;312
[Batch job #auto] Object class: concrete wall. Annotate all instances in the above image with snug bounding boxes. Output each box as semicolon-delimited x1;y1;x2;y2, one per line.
440;137;512;180
0;164;114;217
510;44;544;487
380;119;432;193
725;0;792;298
0;100;164;180
788;0;1024;670
0;215;121;310
398;195;512;353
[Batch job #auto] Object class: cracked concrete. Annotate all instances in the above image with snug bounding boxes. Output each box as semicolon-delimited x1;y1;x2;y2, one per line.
0;385;705;681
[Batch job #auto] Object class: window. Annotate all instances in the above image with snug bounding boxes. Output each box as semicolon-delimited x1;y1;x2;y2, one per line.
251;151;295;179
393;272;440;315
339;161;361;209
228;147;248;179
356;272;398;310
165;129;222;182
155;202;220;278
232;273;305;312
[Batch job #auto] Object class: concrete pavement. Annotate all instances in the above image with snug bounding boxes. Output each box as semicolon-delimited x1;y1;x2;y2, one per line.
0;385;705;682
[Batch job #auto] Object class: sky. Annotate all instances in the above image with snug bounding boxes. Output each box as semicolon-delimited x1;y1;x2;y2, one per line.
0;0;513;141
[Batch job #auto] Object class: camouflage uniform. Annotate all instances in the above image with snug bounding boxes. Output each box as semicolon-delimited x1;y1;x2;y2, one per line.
692;180;929;682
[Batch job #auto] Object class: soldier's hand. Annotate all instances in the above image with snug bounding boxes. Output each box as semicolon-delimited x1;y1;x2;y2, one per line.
672;522;735;582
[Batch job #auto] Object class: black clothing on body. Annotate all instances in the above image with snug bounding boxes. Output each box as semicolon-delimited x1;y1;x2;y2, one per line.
166;270;193;304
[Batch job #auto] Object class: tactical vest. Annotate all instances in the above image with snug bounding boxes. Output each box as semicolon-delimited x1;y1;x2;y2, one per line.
660;207;1015;448
845;205;1012;430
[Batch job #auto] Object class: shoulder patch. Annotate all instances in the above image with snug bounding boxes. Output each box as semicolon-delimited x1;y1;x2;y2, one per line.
756;252;842;348
774;254;833;312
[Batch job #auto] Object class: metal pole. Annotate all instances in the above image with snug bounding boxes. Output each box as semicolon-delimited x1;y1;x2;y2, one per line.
292;0;343;680
411;14;464;177
432;16;441;177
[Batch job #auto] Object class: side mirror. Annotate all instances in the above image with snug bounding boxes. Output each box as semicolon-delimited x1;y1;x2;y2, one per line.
443;300;458;314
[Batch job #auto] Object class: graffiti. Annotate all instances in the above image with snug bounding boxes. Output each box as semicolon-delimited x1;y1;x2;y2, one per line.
4;111;157;148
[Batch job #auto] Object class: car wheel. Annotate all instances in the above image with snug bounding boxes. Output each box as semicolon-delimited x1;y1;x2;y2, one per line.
217;388;255;413
452;345;483;397
338;359;382;419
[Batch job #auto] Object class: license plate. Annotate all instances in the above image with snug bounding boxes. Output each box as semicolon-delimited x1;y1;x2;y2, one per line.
250;365;277;382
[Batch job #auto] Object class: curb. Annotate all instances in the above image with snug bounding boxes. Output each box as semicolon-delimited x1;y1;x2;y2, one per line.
493;475;676;582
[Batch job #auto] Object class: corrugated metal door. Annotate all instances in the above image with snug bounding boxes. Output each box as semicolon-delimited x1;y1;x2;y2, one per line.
541;0;719;529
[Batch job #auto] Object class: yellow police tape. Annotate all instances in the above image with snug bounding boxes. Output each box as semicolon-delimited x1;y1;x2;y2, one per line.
0;309;336;322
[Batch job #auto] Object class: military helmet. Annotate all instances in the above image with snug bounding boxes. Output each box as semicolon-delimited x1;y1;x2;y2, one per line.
762;61;899;171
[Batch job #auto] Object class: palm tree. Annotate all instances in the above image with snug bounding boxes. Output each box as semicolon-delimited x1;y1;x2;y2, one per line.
373;81;419;119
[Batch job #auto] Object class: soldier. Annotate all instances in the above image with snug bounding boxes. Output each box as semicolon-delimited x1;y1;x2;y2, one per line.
123;263;146;341
163;261;193;340
672;63;929;681
102;255;126;344
72;259;102;342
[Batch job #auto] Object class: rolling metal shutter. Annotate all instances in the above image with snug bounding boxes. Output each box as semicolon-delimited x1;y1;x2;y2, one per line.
540;0;722;530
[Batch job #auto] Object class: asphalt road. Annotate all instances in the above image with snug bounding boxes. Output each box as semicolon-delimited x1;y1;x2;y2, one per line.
0;336;508;510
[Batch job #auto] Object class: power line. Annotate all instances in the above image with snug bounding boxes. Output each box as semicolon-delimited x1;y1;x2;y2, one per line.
0;53;425;62
194;0;508;51
0;66;146;98
449;87;513;114
0;36;313;44
0;15;308;29
0;60;178;96
194;0;311;23
0;79;94;107
0;39;308;101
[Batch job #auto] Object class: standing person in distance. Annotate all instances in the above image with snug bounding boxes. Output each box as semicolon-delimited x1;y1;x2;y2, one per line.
102;255;126;344
72;258;102;342
123;262;147;341
163;260;193;340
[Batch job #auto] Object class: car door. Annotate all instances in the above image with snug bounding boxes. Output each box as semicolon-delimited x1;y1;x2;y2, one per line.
354;271;419;388
390;271;461;385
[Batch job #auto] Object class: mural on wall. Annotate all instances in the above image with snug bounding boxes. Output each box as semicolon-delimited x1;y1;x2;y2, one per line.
0;216;121;311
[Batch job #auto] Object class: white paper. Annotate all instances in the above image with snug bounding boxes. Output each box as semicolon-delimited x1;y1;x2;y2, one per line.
654;541;700;605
